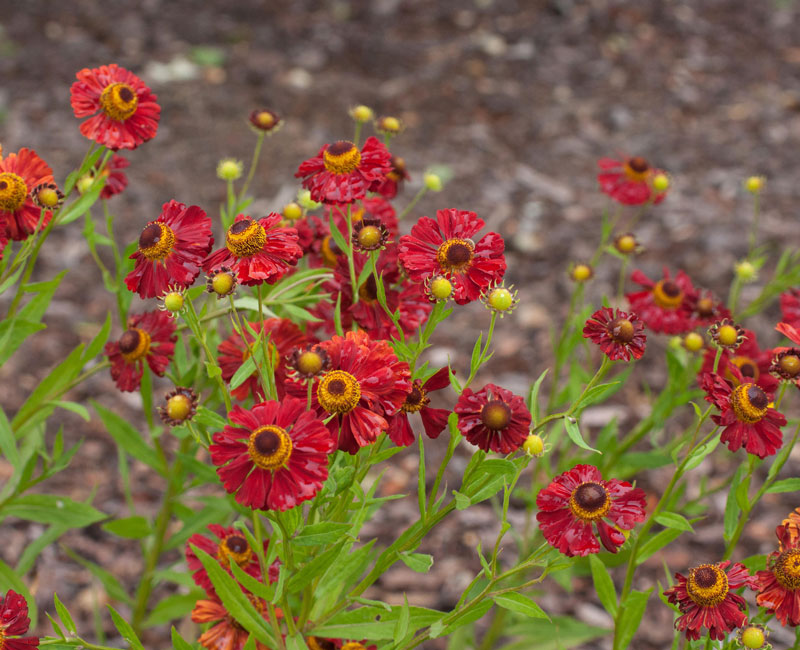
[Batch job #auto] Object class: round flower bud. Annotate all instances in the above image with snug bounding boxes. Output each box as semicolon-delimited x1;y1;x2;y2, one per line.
207;267;237;299
744;176;765;194
217;158;243;181
76;173;95;195
735;260;757;283
282;202;302;221
523;434;545;457
377;116;402;134
32;183;65;209
350;105;374;123
738;624;769;649
652;173;670;192
709;318;745;351
297;188;322;210
428;275;453;301
570;263;593;283
158;387;198;427
684;332;704;352
483;285;519;316
614;233;638;255
163;291;185;313
423;172;443;192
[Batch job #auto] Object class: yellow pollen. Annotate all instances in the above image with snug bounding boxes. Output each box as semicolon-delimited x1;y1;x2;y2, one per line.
568;482;611;521
297;351;324;376
99;83;139;121
652;280;683;309
357;225;383;250
247;425;293;471
430;276;453;300
436;238;475;273
615;235;637;254
323;141;361;175
730;383;768;423
317;370;361;414
717;325;739;347
774;549;800;590
686;564;729;606
119;328;152;363
0;172;28;211
779;354;800;377
166;394;192;421
226;219;267;258
217;534;253;568
401;382;428;414
623;156;651;182
340;644;367;650
138;222;176;261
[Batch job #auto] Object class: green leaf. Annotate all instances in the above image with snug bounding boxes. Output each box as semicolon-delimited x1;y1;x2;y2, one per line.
492;592;549;620
0;405;19;465
108;604;145;650
501;615;610;650
91;400;165;474
635;528;684;566
205;361;222;379
62;546;132;604
102;516;152;539
58;179;105;225
588;555;617;617
171;626;196;650
654;512;694;533
563;418;601;454
528;368;549;425
82;313;112;363
453;490;471;510
230;355;257;390
0;319;47;369
144;592;202;627
767;478;800;494
683;435;720;470
193;406;227;430
309;605;445;641
47;400;91;421
293;522;352;546
724;465;747;542
613;589;651;650
54;593;77;635
399;552;433;573
3;494;105;527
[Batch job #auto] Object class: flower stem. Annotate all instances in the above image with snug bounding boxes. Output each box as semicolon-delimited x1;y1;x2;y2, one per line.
239;131;266;201
397;186;427;221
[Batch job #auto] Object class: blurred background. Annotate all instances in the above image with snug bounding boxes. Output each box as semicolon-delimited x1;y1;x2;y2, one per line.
2;1;800;648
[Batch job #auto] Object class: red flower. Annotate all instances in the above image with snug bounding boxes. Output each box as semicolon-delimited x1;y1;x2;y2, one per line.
306;639;377;650
0;589;38;650
699;328;778;394
185;524;278;597
369;155;410;199
455;383;531;453
755;524;800;627
664;561;755;641
781;290;800;328
777;321;800;345
536;464;646;556
203;214;302;286
387;367;452;447
209;398;334;511
398;209;506;305
701;369;786;458
98;154;129;199
191;595;270;650
218;318;309;401
690;290;731;328
0;231;8;263
583;307;646;361
125;200;214;299
0;148;54;241
295;137;392;205
70;63;160;150
104;310;177;392
597;156;667;206
287;331;411;454
626;268;698;334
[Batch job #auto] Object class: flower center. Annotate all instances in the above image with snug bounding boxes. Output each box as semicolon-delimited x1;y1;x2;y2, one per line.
166;394;192;422
217;534;253;568
254;111;276;129
729;356;759;382
436;238;475;274
717;324;739;347
0;172;28;211
317;370;361;414
247;425;293;471
686;564;729;606
779;353;800;378
652;280;683;309
307;638;337;650
387;156;406;181
480;399;511;430
323;141;361;174
340;644;367;650
321;235;342;267
774;549;800;590
358;275;379;303
608;317;635;344
138;222;176;261
357;225;383;250
624;156;650;181
401;381;429;414
568;482;611;521
226;219;267;258
119;328;151;362
696;297;715;318
99;83;139;121
297;350;324;376
730;383;768;423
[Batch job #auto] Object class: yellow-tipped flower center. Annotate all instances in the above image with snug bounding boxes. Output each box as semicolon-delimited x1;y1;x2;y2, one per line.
357;225;383;250
297;351;324;376
247;425;293;471
35;185;61;208
162;291;185;313
568;482;611;521
652;173;669;192
283;202;302;221
323;141;361;175
99;83;139;121
351;105;373;123
119;328;152;363
340;644;367;650
608;317;635;344
780;354;800;378
0;172;28;211
400;382;428;414
166;394;193;422
652;280;683;309
226;219;267;258
730;383;768;424
774;548;800;590
378;116;401;133
138;222;176;261
317;370;361;414
307;637;337;650
217;534;253;568
481;399;511;431
255;111;275;128
358;276;379;304
321;235;342;267
717;325;739;347
436;238;474;273
615;234;637;254
728;356;758;382
686;564;729;606
623;156;650;182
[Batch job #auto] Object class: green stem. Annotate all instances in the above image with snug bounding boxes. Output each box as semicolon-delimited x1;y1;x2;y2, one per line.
239;131;266;201
546;283;584;413
462;311;497;391
345;203;359;306
353;121;363;148
257;284;277;400
397;186;427;221
185;296;232;412
617;256;629;302
748;193;760;255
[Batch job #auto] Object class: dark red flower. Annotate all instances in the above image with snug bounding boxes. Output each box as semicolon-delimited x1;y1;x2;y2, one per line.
306;638;376;650
286;330;411;454
203;214;302;286
185;524;279;597
0;148;54;241
217;318;309;401
104;310;177;392
583;307;646;361
690;290;731;328
370;155;410;199
597;156;667;206
664;561;755;641
777;321;800;345
98;154;129;199
125;200;214;299
780;290;800;328
387;367;452;447
701;369;786;459
0;589;38;650
700;328;778;394
210;398;334;511
455;383;531;453
626;268;698;334
755;524;800;627
398;208;506;305
536;464;646;556
191;595;270;650
70;63;160;150
295;137;392;205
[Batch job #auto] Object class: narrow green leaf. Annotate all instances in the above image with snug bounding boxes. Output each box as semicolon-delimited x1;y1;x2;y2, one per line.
108;604;145;650
683;435;720;471
724;465;747;542
205;361;222;379
635;528;683;566
47;400;91;421
453;491;471;510
54;593;77;635
563;418;601;454
654;512;694;533
588;555;617;617
767;478;800;494
399;552;433;573
613;589;651;650
0;405;19;465
171;626;195;650
3;494;105;527
528;368;549;425
230;355;257;390
91;400;165;474
309;605;445;641
492;592;549;620
293;522;352;546
144;592;202;627
62;547;131;604
102;516;152;539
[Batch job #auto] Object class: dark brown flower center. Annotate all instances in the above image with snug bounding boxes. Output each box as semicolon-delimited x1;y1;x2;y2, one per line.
775;549;800;590
317;370;361;414
436;238;475;273
323;141;361;174
401;382;429;414
730;383;768;423
119;328;151;362
731;356;758;379
358;275;379;303
628;156;649;173
480;400;511;430
226;219;267;257
138;222;176;261
608;317;635;344
225;535;248;554
653;280;684;309
247;425;293;470
696;297;715;318
568;481;611;521
686;564;729;606
99;83;139;121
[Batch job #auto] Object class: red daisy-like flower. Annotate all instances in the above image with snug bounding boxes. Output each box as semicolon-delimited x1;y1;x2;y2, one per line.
125;200;214;299
626;268;698;334
582;307;646;361
210;398;335;511
70;63;160;150
295;136;392;205
191;595;271;650
369;154;410;199
597;156;667;206
185;524;279;597
398;208;506;305
104;310;177;392
701;368;786;458
781;290;800;328
0;148;54;241
699;328;778;394
455;383;531;453
664;561;756;641
536;464;646;556
97;154;129;199
777;321;800;345
0;589;38;650
286;330;411;454
218;318;309;401
203;214;302;286
387;367;452;447
755;523;800;626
